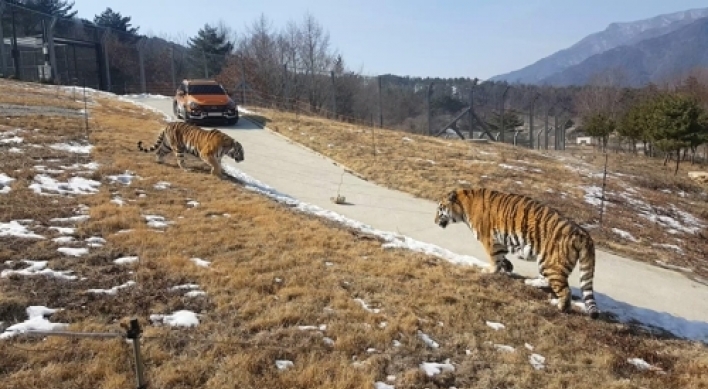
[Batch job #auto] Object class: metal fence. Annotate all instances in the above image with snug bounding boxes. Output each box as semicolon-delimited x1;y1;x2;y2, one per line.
0;1;579;151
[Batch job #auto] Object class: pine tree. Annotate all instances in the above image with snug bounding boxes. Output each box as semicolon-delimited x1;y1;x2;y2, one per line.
188;24;234;78
94;7;139;40
582;113;616;152
7;0;77;35
13;0;77;18
645;93;706;174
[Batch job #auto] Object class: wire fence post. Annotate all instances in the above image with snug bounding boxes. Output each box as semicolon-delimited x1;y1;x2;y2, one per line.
500;86;510;143
529;94;540;150
283;64;289;110
378;75;383;128
553;112;559;150
83;77;88;134
170;45;176;90
427;82;434;136
101;29;111;91
136;38;147;94
0;0;6;78
240;56;247;106
330;70;336;120
126;319;147;389
599;152;609;227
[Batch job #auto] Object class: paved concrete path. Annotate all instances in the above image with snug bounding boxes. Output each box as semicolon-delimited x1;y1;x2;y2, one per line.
135;98;708;341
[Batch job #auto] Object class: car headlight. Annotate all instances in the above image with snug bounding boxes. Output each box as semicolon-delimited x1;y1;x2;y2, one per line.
189;102;200;110
226;100;236;109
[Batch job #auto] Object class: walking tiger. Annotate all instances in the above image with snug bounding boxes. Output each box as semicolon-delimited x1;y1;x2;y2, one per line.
137;122;244;177
434;187;599;319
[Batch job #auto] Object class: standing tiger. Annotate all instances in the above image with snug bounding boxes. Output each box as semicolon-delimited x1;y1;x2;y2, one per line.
435;187;599;319
137;122;244;177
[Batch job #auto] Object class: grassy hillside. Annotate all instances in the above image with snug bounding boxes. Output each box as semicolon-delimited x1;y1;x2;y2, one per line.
0;80;706;388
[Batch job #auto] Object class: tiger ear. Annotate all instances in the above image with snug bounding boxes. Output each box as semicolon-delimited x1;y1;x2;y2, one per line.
448;190;457;202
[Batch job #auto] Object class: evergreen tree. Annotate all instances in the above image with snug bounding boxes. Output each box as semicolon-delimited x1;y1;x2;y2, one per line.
582;112;616;152
188;24;234;78
12;0;77;18
648;93;706;174
485;111;524;132
94;7;139;40
7;0;77;35
619;102;651;154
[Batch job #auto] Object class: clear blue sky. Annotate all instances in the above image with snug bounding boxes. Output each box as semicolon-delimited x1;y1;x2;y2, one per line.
71;0;708;80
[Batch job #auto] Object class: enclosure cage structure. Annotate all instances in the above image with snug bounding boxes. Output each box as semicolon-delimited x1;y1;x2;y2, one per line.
0;2;107;90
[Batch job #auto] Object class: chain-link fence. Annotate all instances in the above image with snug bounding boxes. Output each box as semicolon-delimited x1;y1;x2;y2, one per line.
0;1;583;151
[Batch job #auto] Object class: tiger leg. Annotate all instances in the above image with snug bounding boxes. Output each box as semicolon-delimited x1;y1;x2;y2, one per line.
482;237;511;274
205;155;222;177
174;147;189;171
492;243;513;273
545;269;572;313
156;145;169;164
578;248;600;319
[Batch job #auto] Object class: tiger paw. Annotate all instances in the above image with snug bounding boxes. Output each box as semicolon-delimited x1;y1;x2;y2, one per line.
499;259;514;273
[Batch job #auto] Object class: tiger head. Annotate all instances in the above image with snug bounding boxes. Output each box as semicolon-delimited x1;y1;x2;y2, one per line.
228;141;245;163
435;189;465;228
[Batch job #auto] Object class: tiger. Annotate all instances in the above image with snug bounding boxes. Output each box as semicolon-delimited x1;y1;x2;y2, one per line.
137;122;244;177
434;187;599;319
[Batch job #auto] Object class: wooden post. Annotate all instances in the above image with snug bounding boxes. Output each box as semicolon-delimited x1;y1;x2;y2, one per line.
126;319;147;389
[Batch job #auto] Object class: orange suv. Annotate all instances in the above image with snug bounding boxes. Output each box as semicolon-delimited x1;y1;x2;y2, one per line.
173;79;239;125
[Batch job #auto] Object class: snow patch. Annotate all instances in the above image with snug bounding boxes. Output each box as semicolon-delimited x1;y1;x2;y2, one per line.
0;221;44;239
87;281;136;295
107;171;139;185
0;173;15;194
0;306;68;339
143;215;172;229
149;310;200;327
114;256;139;265
275;360;294;370
529;353;546;370
1;260;76;280
153;181;170;190
354;298;380;314
420;360;454;377
190;258;211;268
627;357;666;374
49;142;93;154
29;174;101;195
57;247;88;257
50;226;76;235
417;330;439;348
612;228;639;242
486;321;505;331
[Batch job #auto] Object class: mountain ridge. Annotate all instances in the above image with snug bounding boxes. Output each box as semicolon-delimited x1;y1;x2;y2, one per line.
489;7;708;84
540;15;708;87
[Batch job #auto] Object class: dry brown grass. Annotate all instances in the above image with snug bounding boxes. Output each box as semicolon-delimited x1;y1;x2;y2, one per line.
1;79;707;389
250;108;708;280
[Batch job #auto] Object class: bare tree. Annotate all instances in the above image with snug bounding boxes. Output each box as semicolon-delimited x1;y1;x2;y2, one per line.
575;68;629;120
298;13;336;111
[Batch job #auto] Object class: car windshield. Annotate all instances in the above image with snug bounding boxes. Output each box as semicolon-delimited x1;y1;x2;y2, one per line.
187;84;225;95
